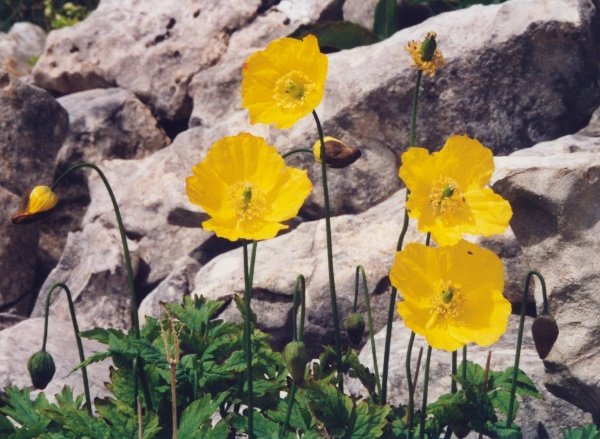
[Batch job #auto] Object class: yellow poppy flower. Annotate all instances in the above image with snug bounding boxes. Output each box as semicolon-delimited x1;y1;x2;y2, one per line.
406;31;445;77
241;35;328;129
391;240;511;351
12;185;58;224
399;135;512;246
186;133;312;241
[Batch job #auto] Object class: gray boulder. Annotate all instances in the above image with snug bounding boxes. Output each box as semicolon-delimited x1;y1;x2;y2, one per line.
0;22;46;77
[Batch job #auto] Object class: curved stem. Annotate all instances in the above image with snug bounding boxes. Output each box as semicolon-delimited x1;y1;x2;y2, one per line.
43;283;92;414
312;110;343;390
242;242;255;439
357;266;382;397
507;270;545;427
52;162;153;411
282;148;313;159
406;331;416;432
419;346;432;439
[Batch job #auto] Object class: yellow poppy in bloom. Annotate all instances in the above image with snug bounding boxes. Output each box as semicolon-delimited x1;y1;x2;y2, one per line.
399;135;512;246
242;35;328;129
186;133;313;241
391;240;511;351
12;185;58;224
406;31;445;77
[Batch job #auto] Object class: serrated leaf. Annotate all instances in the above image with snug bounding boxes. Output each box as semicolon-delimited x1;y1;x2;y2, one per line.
374;0;398;40
0;414;15;435
349;401;390;438
488;421;522;439
0;387;51;436
80;327;125;344
492;368;540;399
304;382;353;437
178;393;226;437
290;21;378;52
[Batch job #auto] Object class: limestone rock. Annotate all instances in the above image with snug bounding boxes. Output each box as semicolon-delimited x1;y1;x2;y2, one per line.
349;316;593;438
493;149;600;416
33;0;262;121
0;317;110;401
39;88;170;265
191;0;600;216
31;222;138;330
0;70;68;195
0;22;46;77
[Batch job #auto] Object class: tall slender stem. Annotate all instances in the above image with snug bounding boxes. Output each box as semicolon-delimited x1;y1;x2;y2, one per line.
451;351;457;393
462;345;467;382
382;70;424;404
43;283;92;414
419;346;432;439
406;331;416;432
281;276;306;438
507;270;545;427
242;242;255;438
357;266;382;397
312;110;343;390
51;162;153;411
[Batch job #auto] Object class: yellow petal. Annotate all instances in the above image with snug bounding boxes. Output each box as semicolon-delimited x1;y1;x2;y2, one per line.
462;188;512;237
436;135;494;190
265;167;313;222
27;185;58;214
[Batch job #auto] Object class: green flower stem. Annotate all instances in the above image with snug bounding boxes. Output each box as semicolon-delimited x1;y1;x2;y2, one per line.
51;162;153;411
406;331;416;432
280;275;306;438
242;242;255;439
382;69;424;404
312;110;343;390
419;346;432;439
357;266;382;397
249;241;258;294
43;282;91;414
507;270;545;428
451;350;457;393
462;345;467;381
282;148;313;159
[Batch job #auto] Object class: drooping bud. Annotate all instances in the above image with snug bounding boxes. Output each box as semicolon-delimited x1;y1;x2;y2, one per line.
531;314;559;359
12;185;58;224
284;340;308;384
27;350;56;389
344;312;366;346
312;136;362;169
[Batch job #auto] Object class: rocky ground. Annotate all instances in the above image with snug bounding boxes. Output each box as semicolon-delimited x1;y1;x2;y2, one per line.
1;0;599;435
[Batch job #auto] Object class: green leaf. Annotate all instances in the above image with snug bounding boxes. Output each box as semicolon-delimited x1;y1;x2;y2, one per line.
80;327;125;345
0;387;51;436
349;401;390;438
490;368;540;399
0;414;15;435
304;382;353;437
373;0;398;40
290;21;379;52
178;393;227;438
562;424;600;439
488;421;522;439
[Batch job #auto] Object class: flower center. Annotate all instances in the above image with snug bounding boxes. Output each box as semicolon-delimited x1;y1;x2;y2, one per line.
230;182;270;229
273;70;316;111
429;177;464;215
426;281;463;329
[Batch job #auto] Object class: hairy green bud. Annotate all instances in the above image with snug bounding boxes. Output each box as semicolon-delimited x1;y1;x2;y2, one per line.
345;312;366;346
284;341;307;384
27;350;56;389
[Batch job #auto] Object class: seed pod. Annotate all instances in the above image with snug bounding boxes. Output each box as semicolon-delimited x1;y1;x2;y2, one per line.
313;136;362;169
345;312;366;346
27;350;56;389
531;314;559;359
284;341;307;384
420;32;438;62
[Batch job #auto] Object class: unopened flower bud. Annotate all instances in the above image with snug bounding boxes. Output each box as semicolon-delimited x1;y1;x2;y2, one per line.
27;350;56;389
312;136;362;169
284;340;307;384
531;314;559;359
12;185;58;224
344;312;366;346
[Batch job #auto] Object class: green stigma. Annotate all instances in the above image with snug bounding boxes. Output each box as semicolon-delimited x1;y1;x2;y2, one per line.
243;186;252;206
442;288;454;304
441;185;455;198
285;80;304;99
